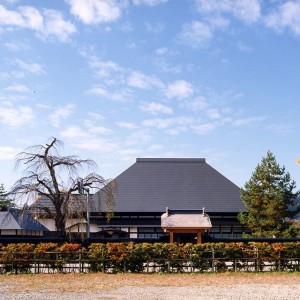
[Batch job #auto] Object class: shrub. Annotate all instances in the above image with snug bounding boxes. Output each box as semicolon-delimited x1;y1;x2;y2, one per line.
0;243;35;273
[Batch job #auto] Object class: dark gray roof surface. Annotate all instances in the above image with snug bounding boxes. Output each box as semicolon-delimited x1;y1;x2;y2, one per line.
0;207;49;231
30;194;92;215
96;158;244;213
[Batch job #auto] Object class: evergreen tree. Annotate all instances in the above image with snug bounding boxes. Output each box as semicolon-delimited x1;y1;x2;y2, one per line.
238;151;300;238
0;183;14;209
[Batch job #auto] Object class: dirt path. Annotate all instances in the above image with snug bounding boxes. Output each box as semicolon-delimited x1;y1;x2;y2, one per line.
0;273;299;299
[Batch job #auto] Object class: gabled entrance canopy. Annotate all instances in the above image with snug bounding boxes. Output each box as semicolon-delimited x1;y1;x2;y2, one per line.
161;208;212;244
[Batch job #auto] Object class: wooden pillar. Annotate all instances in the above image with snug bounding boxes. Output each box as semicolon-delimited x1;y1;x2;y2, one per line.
169;231;174;244
197;231;202;244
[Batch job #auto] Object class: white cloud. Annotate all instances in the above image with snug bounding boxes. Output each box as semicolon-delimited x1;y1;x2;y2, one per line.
145;21;165;33
87;85;133;102
0;5;76;42
87;85;109;97
67;0;121;24
191;122;216;135
89;126;112;135
237;41;253;52
0;5;38;28
5;83;30;93
142;116;193;129
89;57;122;78
265;1;300;36
4;0;19;4
119;148;143;157
125;129;152;145
165;126;188;136
165;80;194;99
155;47;168;56
177;21;213;48
88;112;105;120
183;96;208;110
60;125;90;139
207;108;222;119
49;104;75;127
195;0;261;24
127;71;164;89
41;9;76;42
132;0;168;6
20;6;43;28
148;144;163;151
0;105;34;128
116;121;138;129
84;120;112;135
232;116;265;126
0;146;20;160
4;41;30;52
14;59;44;75
72;138;118;152
139;102;173;115
154;56;182;74
182;0;260;47
233;0;261;24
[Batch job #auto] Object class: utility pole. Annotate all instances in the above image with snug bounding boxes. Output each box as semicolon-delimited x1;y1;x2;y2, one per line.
77;180;90;239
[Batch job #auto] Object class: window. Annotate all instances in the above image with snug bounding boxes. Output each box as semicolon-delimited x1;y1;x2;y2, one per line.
138;227;164;238
233;226;243;238
221;226;232;237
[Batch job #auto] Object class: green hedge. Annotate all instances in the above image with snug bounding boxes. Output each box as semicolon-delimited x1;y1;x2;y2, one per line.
1;242;300;273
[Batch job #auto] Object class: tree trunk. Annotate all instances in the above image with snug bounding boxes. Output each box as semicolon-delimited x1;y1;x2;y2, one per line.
55;211;66;237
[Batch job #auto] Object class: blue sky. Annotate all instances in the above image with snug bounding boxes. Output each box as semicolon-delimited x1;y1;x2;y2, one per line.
1;0;300;190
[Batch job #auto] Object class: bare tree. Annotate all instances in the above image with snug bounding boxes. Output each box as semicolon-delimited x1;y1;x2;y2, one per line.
10;137;116;237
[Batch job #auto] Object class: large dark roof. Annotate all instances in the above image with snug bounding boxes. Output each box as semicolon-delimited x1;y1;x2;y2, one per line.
96;158;244;213
0;207;49;231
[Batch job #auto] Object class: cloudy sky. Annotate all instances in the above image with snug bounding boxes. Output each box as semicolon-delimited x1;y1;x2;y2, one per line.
1;0;300;190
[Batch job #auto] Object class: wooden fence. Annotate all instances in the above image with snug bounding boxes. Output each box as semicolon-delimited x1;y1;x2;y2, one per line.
1;249;300;274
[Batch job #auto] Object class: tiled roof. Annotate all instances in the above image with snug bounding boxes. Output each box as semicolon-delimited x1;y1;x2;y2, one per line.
0;207;49;231
161;209;212;228
30;193;92;215
96;158;244;213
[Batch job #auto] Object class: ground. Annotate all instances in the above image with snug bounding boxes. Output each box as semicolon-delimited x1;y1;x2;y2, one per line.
0;273;299;299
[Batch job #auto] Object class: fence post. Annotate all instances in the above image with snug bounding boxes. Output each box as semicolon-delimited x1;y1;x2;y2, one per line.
278;251;281;272
34;252;37;274
255;247;259;272
167;260;170;273
79;250;82;273
11;251;14;273
234;258;236;272
212;249;215;273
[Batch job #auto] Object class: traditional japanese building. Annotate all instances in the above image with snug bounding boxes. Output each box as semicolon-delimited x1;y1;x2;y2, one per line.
30;158;247;243
0;207;49;237
93;158;246;242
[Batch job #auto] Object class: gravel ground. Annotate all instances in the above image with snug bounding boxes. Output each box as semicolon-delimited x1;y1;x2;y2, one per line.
0;274;299;300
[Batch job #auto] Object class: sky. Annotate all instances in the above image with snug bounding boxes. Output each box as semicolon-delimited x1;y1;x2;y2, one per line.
1;0;300;191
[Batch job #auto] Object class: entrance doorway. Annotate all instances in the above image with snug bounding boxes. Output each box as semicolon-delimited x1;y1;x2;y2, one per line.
173;233;197;244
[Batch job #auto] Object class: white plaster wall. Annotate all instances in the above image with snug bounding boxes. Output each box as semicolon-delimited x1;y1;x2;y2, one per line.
130;227;137;238
38;219;56;231
1;229;15;235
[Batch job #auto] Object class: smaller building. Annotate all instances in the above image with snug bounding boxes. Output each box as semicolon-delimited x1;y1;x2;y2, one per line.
161;208;212;244
0;207;49;236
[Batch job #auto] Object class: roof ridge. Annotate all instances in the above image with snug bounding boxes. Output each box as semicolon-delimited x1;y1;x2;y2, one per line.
136;158;206;163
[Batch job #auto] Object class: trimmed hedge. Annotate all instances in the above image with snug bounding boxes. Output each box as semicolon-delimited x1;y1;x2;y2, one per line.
1;242;300;273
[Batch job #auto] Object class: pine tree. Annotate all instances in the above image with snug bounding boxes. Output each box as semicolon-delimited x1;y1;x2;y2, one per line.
238;151;300;238
0;183;14;209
